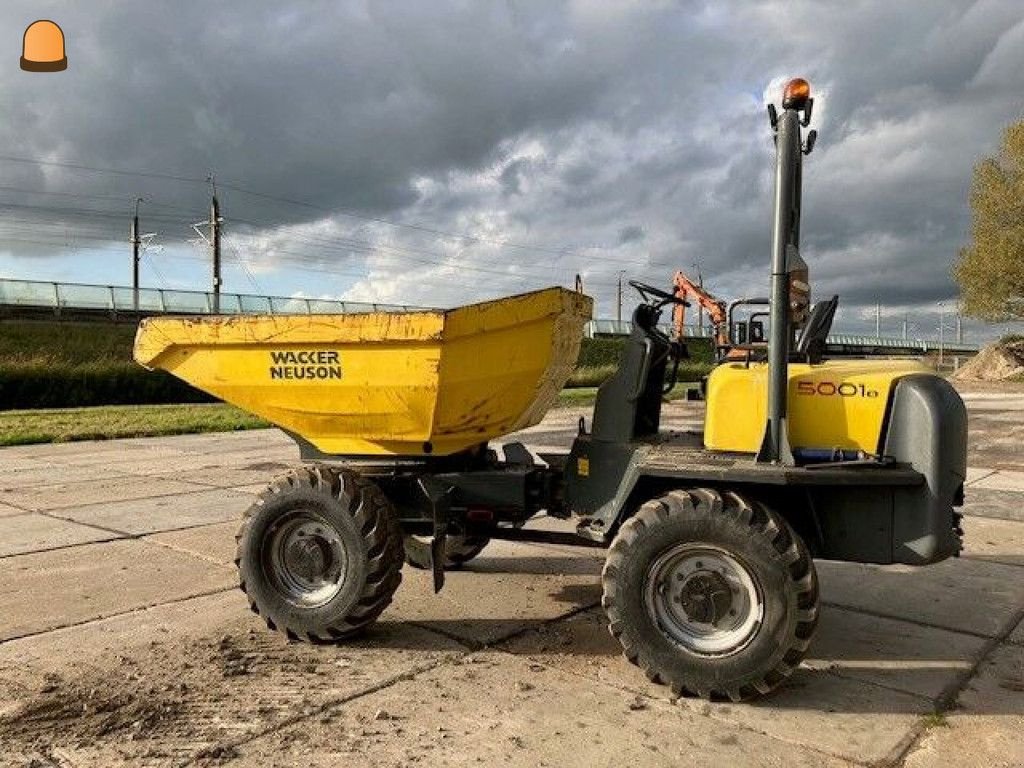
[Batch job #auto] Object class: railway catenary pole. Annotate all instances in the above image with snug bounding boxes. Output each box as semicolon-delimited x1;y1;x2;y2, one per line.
131;198;142;311
210;179;222;314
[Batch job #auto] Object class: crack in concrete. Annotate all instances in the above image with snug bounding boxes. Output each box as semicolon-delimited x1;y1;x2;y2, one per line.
964;469;998;487
2;481;246;514
0;586;237;647
820;601;997;642
886;602;1024;767
0;514;239;561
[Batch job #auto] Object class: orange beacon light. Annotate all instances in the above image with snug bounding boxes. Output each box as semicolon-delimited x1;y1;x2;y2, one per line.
21;20;67;72
782;78;811;110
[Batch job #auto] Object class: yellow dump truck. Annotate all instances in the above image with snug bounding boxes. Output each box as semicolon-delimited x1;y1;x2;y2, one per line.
134;79;967;701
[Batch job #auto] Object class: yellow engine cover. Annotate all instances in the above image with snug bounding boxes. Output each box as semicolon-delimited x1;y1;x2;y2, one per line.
703;359;931;454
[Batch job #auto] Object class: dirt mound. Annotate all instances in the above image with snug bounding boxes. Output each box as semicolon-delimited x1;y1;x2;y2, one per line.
953;338;1024;382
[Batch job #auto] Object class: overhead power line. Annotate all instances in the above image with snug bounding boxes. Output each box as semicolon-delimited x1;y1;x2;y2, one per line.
0;154;694;289
0;154;602;262
0;153;206;184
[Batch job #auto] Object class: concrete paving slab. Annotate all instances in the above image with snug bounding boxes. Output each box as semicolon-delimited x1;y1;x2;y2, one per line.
0;456;63;472
501;605;961;763
500;607;674;700
0;462;133;490
0;591;465;767
193;448;296;468
0;512;122;557
972;470;1024;493
962;487;1024;522
14;444;189;467
718;670;929;765
389;539;602;646
148;464;292;489
804;606;984;700
503;603;986;702
0;441;139;460
119;427;286;448
231;651;851;768
231;482;273;495
146;521;239;565
818;558;1024;638
87;455;230;476
52;487;253;535
0;502;28;518
0;475;206;512
0;539;233;641
962;515;1024;567
107;453;289;478
904;643;1024;768
159;429;290;450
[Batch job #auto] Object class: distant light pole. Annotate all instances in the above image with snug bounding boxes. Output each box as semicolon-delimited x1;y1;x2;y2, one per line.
937;302;945;368
616;270;625;326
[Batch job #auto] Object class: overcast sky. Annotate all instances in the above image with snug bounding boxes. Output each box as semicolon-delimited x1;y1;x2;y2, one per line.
1;1;1023;339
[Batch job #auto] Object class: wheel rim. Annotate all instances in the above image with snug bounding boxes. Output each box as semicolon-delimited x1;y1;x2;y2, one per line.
644;544;763;657
263;510;348;607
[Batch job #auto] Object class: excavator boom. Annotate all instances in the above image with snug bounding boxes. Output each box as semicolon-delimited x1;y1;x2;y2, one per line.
672;270;729;346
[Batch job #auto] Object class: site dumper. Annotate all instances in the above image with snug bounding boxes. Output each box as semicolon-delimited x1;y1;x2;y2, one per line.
135;78;968;701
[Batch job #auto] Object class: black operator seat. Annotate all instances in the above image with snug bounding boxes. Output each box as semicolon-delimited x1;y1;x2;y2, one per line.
795;295;839;363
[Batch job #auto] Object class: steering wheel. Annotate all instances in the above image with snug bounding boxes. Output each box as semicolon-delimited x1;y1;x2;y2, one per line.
628;280;688;307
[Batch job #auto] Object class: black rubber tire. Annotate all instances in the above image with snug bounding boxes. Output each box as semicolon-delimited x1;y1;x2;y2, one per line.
602;488;819;701
403;535;490;570
235;465;404;642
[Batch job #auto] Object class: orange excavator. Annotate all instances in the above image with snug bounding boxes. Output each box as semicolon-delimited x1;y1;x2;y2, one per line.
672;271;729;347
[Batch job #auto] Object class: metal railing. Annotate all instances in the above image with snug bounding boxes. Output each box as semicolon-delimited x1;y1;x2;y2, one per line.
0;277;981;353
827;334;978;354
583;319;978;353
0;277;418;316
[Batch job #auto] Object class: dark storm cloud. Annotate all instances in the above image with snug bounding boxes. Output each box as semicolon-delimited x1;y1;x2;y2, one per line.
0;1;1022;336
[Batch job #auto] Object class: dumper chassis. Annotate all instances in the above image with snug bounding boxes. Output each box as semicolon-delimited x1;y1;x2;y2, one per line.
142;79;968;701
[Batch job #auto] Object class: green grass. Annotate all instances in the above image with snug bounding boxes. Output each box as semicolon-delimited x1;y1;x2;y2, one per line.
920;712;950;729
0;403;269;446
0;381;704;446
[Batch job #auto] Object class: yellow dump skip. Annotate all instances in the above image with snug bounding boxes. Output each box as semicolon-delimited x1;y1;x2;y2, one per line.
134;288;593;457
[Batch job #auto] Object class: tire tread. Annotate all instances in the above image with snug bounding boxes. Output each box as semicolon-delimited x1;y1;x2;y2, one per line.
601;487;819;701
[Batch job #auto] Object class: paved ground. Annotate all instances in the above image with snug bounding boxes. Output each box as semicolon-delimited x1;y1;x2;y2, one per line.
1;390;1023;767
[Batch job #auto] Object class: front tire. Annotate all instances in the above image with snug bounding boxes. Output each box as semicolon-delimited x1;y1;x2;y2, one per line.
602;488;818;701
236;466;404;642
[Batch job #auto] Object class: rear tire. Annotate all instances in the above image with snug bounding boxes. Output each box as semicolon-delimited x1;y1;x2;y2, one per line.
404;535;490;570
602;488;818;701
236;465;404;642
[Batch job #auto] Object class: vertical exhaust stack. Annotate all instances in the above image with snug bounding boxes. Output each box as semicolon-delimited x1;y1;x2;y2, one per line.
756;78;817;465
